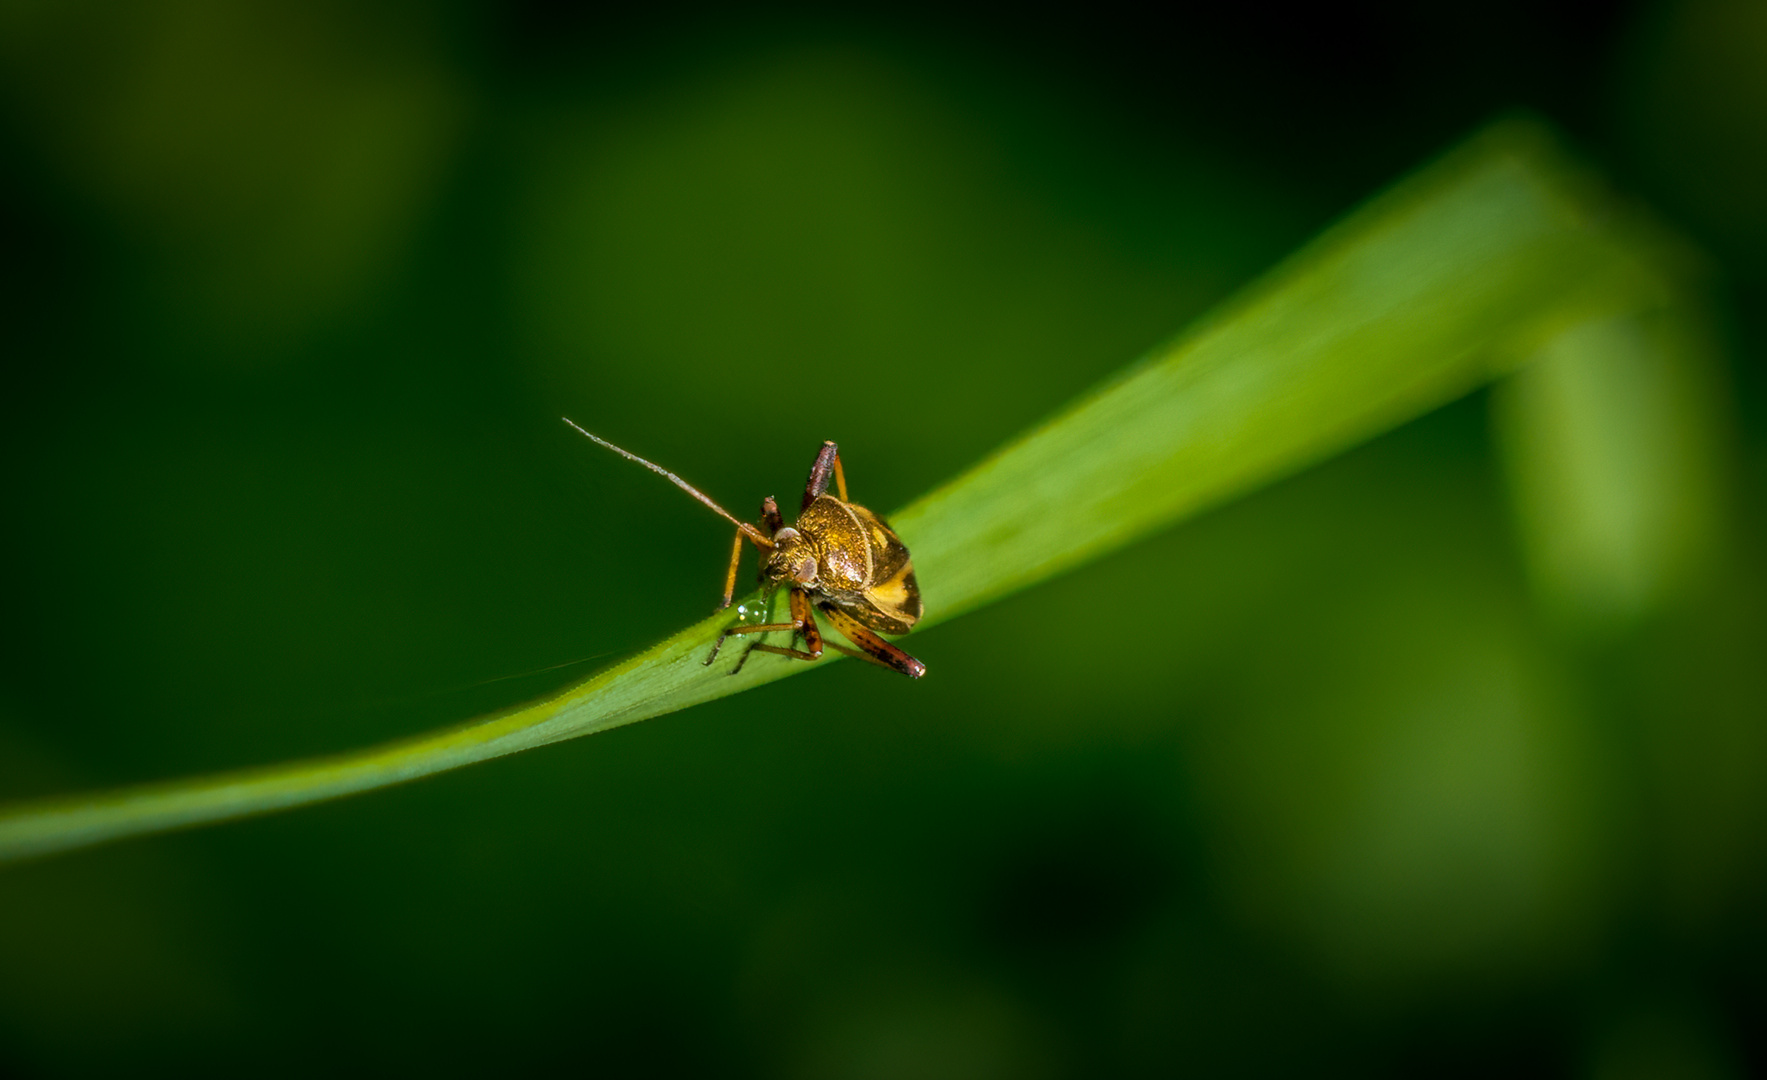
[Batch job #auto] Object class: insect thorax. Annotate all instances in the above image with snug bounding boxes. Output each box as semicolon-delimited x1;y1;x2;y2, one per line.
766;496;872;593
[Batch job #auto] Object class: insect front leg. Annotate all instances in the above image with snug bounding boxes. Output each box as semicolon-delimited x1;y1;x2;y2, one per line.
734;588;823;674
704;616;796;667
709;588;823;675
718;527;746;609
720;506;782;609
705;587;819;670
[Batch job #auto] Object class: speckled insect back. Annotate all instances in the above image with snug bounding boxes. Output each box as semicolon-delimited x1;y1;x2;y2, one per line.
563;420;925;678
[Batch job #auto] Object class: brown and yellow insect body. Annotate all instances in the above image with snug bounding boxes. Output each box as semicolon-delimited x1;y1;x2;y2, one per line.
765;496;922;635
563;420;925;678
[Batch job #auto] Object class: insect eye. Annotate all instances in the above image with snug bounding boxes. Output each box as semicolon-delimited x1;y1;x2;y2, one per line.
774;527;800;543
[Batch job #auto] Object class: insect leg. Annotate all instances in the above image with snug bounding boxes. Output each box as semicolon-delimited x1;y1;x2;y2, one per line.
731;588;824;674
819;605;925;679
752;497;786;591
823;640;904;672
733;641;820;673
704;621;797;666
718;528;747;609
802;441;843;510
707;589;825;671
790;587;823;654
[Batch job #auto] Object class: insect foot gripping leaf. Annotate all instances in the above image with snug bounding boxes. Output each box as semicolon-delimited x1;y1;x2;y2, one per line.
562;424;926;679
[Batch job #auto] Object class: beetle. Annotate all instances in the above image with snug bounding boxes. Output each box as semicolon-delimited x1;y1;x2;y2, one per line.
562;419;925;678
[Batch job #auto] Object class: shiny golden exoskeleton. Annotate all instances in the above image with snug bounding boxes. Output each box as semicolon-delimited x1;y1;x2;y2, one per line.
563;420;925;678
765;496;921;634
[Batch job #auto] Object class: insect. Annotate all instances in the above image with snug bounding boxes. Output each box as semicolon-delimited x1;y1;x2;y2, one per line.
563;419;926;678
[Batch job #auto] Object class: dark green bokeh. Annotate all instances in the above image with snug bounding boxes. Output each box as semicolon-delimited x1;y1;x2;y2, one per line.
2;1;1763;1075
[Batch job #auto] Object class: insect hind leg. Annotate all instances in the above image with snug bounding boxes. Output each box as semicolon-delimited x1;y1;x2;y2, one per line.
802;441;846;509
820;604;925;678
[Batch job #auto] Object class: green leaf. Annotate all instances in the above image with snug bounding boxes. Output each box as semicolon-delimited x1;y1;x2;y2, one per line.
1492;305;1729;634
0;118;1688;863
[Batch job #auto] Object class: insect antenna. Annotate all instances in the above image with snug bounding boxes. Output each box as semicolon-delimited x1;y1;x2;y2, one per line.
563;417;772;546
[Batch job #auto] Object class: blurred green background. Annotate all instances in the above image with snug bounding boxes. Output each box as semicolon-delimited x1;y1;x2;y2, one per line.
2;0;1764;1075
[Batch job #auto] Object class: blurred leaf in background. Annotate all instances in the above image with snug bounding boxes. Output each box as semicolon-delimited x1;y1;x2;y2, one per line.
0;0;466;353
1;1;1764;1077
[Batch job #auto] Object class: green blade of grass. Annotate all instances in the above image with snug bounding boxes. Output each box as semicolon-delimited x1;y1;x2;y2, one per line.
0;118;1683;863
1492;305;1729;634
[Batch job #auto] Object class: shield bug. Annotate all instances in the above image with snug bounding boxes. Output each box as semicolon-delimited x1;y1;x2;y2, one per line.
563;419;925;678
